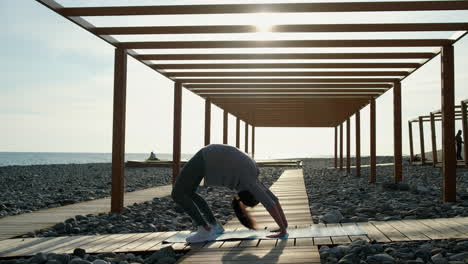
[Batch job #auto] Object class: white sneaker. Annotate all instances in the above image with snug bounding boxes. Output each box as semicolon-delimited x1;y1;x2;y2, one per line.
186;226;218;243
210;222;225;234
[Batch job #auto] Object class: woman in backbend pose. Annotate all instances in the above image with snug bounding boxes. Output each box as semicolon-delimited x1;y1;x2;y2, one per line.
171;144;288;243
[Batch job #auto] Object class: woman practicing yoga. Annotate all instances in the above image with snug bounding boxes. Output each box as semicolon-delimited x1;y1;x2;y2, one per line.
171;144;288;243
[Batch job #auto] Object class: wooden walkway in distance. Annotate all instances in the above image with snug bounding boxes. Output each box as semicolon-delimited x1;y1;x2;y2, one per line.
0;185;172;241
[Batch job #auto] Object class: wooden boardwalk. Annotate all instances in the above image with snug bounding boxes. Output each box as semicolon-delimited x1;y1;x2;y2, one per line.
0;185;172;241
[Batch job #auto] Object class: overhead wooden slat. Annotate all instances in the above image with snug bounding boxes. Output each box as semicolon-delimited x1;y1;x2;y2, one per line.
204;95;374;99
179;78;399;83
61;1;468;16
152;63;420;70
119;39;452;49
167;71;410;77
94;23;468;35
191;88;387;93
186;84;393;89
138;52;434;60
198;92;383;96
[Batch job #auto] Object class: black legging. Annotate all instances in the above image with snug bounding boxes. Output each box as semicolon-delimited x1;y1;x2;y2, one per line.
171;150;216;227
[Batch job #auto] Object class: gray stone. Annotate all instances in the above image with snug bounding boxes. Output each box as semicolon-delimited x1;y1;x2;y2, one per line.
144;247;176;264
366;253;395;264
73;248;86;258
155;257;176;264
44;260;60;264
92;260;108;264
431;253;448;264
69;259;92;264
29;253;48;264
448;252;468;261
319;210;343;224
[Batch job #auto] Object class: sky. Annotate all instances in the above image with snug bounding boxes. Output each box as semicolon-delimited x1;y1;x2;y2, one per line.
1;0;468;159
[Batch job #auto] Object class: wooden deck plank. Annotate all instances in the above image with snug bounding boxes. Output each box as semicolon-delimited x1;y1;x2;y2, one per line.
396;219;445;240
0;185;172;241
385;220;430;241
356;222;391;242
416;219;463;239
370;221;410;242
113;232;165;252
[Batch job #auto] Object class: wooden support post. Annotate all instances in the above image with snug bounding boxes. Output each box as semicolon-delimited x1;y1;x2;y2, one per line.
172;82;182;185
462;101;468;167
430;112;438;166
370;97;376;184
394;81;402;183
245;122;249;153
441;45;456;203
252;126;256;159
223;110;228;144
111;48;127;213
204;99;211;146
419;116;426;164
236;117;240;148
346;117;351;174
409;121;414;164
334;126;338;168
339;123;343;170
356;111;361;177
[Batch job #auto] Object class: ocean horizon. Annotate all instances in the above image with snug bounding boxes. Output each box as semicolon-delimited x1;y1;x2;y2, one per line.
0;151;333;167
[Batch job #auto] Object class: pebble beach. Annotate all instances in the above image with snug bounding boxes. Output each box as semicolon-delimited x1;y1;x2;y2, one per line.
2;158;468;264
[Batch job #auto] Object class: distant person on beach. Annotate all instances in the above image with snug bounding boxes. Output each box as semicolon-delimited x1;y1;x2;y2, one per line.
148;151;158;161
171;144;288;243
456;130;464;160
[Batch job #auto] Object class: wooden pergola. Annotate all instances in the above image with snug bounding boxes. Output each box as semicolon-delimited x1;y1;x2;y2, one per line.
35;0;468;212
408;100;468;168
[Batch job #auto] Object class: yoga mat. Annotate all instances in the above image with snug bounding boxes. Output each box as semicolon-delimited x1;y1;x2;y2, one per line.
163;225;366;243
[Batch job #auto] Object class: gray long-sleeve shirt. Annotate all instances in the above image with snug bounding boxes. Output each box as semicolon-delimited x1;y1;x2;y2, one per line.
201;144;279;209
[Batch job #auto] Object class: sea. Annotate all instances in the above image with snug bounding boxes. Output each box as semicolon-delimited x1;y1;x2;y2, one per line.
0;152;193;167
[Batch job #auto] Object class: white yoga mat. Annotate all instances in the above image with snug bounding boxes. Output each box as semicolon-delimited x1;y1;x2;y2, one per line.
163;224;366;243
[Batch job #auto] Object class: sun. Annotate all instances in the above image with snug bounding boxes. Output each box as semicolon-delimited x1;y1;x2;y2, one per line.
254;13;274;33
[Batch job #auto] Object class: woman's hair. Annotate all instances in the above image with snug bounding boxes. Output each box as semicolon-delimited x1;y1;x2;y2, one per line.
232;191;259;229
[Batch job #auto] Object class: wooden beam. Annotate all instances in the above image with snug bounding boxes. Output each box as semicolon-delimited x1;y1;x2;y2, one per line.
152;63;420;70
62;2;468;16
192;89;388;93
245;122;249;153
370;98;376;184
408;121;414;164
334;126;338;169
430;112;438;166
236;117;240;148
393;81;402;183
204;99;211;146
419;116;426;164
441;45;456;203
355;111;361;177
186;83;393;89
138;52;436;60
252;126;256;159
223;110;228;144
96;23;468;35
172;82;183;185
340;123;343;170
111;48;127;213
119;39;453;49
346;118;351;174
462;101;468;167
169;71;410;78
181;78;399;84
